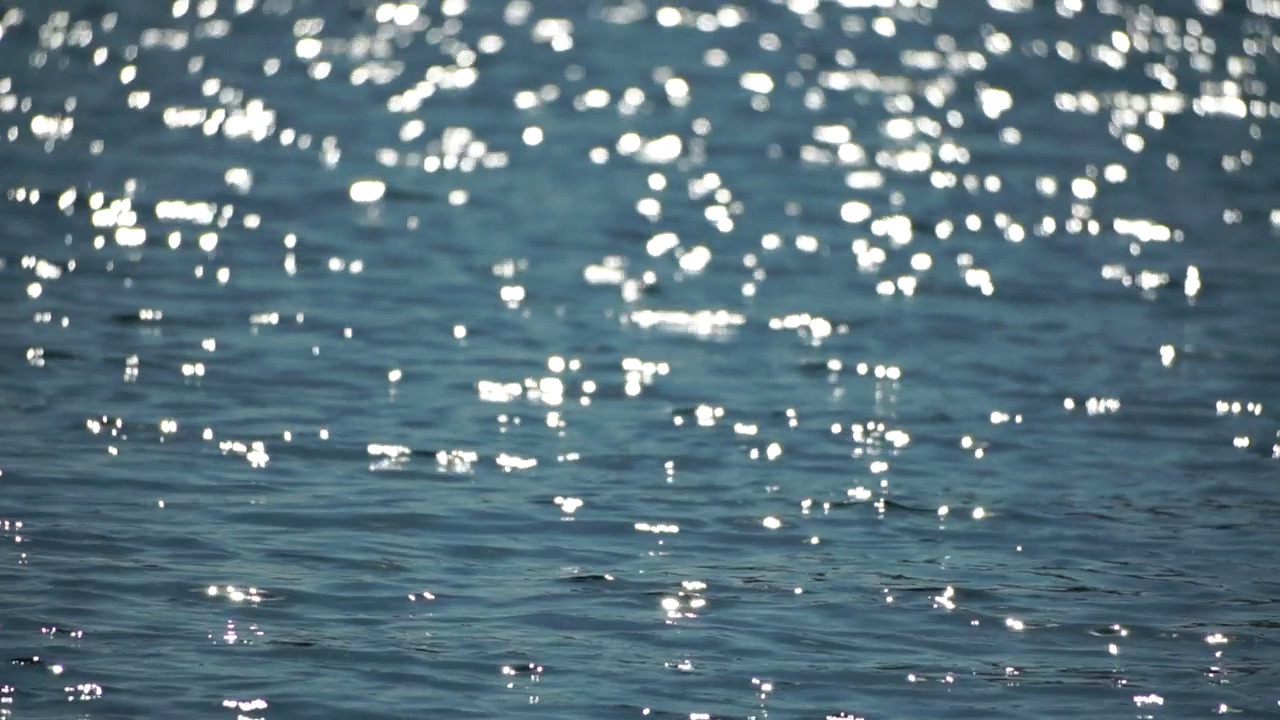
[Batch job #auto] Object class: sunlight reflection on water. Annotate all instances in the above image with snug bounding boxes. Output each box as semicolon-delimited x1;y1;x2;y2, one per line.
1;0;1279;717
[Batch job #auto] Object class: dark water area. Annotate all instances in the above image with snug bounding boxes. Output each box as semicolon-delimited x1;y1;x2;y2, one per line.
1;0;1279;717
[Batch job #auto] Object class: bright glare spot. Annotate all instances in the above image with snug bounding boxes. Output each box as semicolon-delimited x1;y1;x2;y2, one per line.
1185;265;1201;298
841;201;871;223
647;232;679;257
640;134;682;163
740;71;774;94
1104;163;1128;183
295;37;322;60
636;197;662;219
1071;177;1097;200
978;86;1013;119
555;496;584;514
762;516;782;530
500;285;526;306
393;2;419;26
679;246;712;273
350;179;386;203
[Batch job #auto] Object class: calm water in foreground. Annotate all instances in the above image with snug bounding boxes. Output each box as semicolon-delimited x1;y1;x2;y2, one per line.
2;0;1279;717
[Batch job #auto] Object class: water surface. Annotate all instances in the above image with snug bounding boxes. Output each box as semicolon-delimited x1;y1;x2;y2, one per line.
2;0;1280;717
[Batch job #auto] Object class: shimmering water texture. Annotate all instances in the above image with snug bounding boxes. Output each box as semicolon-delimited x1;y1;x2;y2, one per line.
3;0;1280;717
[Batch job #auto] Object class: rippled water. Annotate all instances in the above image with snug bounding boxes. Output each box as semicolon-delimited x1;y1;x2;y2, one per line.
3;0;1280;717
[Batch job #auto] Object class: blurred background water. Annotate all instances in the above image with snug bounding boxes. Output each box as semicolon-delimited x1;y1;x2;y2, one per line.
1;0;1279;717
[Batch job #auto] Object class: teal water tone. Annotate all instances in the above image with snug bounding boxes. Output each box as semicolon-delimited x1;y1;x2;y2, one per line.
2;0;1280;717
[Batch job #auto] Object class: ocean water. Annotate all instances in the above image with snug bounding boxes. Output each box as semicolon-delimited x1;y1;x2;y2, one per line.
2;0;1279;717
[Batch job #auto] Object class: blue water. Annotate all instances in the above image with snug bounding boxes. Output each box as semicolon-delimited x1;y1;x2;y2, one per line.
2;0;1280;717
